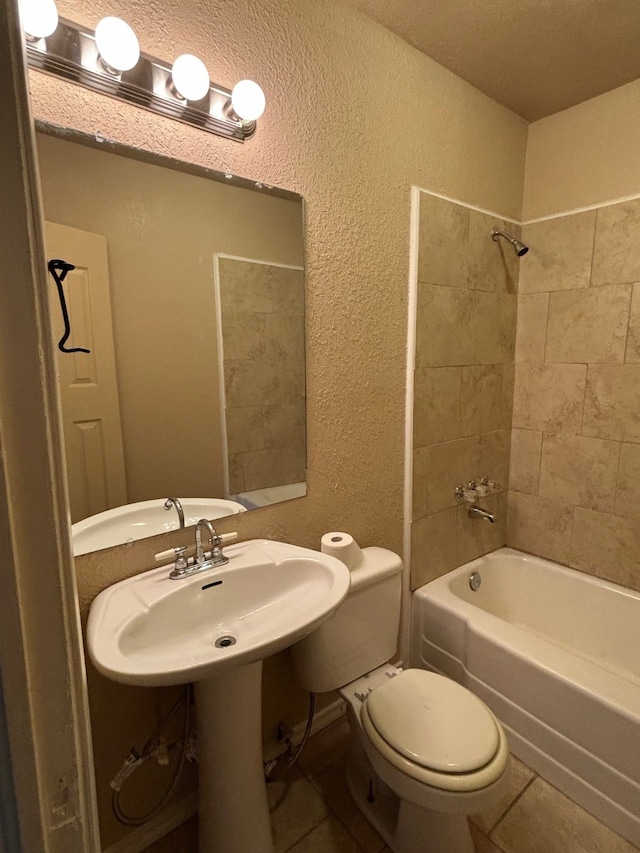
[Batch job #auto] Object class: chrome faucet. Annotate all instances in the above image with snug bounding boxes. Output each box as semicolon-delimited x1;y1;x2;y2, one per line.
156;521;237;579
194;519;228;568
468;506;495;523
164;497;185;528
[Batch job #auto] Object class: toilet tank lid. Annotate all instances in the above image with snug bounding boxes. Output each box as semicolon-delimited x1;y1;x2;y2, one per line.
349;547;402;592
366;669;500;773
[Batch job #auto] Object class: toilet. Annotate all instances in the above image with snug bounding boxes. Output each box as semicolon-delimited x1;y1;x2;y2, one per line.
290;544;509;853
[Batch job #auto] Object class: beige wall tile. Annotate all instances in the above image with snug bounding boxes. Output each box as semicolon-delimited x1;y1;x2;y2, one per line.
592;198;640;286
515;293;549;363
583;364;640;442
476;293;517;364
510;429;542;494
614;442;640;520
412;446;428;521
420;285;479;366
425;437;475;514
571;507;640;591
411;507;459;588
241;445;306;491
415;283;432;368
624;282;640;363
461;364;511;436
503;362;515;419
545;285;631;364
228;453;245;493
468;211;520;294
413;367;461;447
473;430;511;493
519;211;596;294
507;491;573;564
538;434;620;512
512;363;586;433
458;492;507;566
418;193;469;288
491;777;637;853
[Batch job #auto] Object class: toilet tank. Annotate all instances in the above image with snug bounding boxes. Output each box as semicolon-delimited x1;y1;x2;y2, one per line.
290;547;402;693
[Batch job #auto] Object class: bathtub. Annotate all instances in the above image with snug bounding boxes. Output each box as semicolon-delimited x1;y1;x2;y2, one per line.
411;547;640;847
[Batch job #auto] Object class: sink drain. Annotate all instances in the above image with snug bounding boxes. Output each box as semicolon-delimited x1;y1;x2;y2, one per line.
215;635;237;648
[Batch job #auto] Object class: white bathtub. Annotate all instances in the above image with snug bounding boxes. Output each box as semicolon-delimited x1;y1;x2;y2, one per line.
411;547;640;846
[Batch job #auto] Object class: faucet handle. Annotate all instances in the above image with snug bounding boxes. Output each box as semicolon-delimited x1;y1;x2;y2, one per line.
480;476;501;492
155;545;189;566
217;532;238;545
455;484;478;504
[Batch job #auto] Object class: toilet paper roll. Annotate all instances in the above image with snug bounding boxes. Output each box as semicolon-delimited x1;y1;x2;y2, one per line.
320;531;364;571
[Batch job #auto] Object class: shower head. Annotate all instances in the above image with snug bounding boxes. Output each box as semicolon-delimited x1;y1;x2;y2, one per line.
490;228;529;257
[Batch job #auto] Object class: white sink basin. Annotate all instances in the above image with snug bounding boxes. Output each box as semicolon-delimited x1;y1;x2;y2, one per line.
72;497;246;555
86;538;351;686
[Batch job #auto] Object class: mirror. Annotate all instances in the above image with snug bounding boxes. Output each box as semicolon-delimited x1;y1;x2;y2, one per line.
35;126;306;555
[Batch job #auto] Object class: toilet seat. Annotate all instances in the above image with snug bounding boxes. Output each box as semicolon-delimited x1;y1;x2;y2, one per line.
360;669;508;792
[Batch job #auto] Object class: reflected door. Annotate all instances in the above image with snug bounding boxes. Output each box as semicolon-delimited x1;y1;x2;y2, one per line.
45;222;127;522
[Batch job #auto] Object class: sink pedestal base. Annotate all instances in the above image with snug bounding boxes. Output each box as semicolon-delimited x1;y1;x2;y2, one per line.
195;661;273;853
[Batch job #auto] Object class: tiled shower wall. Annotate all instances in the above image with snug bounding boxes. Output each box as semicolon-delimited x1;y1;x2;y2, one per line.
411;192;521;589
218;257;306;496
508;199;640;592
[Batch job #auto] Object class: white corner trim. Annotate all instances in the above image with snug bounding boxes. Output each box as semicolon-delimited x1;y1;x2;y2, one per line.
414;185;521;225
400;185;421;665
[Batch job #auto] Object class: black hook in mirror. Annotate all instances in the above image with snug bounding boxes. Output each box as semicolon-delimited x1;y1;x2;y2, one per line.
47;258;91;354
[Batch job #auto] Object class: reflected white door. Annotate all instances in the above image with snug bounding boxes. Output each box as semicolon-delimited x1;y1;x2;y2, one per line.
45;221;127;522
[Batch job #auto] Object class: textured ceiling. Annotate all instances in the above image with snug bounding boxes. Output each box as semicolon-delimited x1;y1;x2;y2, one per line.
340;0;640;120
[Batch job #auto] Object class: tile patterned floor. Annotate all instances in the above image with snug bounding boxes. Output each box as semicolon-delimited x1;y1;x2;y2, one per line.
145;715;639;853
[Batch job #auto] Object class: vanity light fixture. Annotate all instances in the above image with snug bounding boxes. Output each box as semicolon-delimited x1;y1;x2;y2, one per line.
20;0;58;41
170;54;210;102
230;79;266;123
94;16;140;75
24;15;265;141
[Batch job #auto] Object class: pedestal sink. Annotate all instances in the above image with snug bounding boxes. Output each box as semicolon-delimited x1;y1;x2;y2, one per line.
87;539;351;853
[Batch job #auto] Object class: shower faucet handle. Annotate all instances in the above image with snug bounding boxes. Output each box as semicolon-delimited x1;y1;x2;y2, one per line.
480;476;501;492
455;484;478;504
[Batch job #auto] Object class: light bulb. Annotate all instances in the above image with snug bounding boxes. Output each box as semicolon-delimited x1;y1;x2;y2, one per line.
95;16;140;73
171;54;210;101
21;0;58;39
230;79;266;122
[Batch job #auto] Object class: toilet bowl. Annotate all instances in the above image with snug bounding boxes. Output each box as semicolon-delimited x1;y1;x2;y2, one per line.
339;665;508;853
290;540;509;853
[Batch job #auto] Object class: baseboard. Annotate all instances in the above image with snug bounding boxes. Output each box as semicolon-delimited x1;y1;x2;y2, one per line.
263;695;347;761
102;791;198;853
102;697;346;853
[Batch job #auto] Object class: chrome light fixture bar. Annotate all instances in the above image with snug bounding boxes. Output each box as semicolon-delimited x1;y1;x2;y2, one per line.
25;17;263;142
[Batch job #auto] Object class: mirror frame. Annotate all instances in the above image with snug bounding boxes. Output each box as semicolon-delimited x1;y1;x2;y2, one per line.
35;119;309;554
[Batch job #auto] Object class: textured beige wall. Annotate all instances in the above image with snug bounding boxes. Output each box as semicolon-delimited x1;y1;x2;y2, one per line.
30;0;526;566
508;200;640;593
37;133;303;506
28;0;527;846
523;78;640;220
412;192;520;588
219;258;306;495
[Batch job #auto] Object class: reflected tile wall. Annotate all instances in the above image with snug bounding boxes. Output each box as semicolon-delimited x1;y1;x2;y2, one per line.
508;198;640;592
412;193;520;589
219;258;306;495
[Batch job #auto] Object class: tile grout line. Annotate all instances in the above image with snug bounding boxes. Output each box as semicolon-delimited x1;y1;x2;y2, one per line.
487;773;538;841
